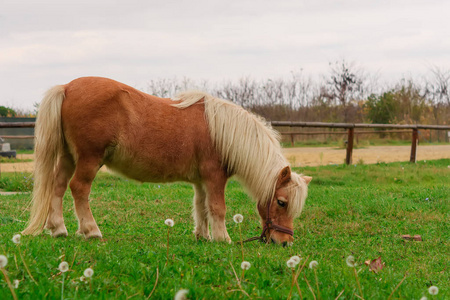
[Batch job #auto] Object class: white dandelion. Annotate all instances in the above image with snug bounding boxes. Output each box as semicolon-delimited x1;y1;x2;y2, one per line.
13;236;37;285
233;214;244;224
286;259;296;268
290;256;301;265
59;261;70;300
420;297;428;300
241;261;251;270
428;286;439;295
12;234;21;244
165;219;174;227
83;268;94;278
346;255;357;267
234;214;245;261
13;279;19;289
165;219;175;264
58;261;69;273
309;260;319;269
80;276;86;282
347;255;363;298
0;255;8;268
174;289;189;300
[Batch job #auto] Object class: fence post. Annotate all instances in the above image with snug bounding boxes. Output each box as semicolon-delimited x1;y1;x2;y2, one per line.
290;133;294;147
410;128;418;163
345;127;354;165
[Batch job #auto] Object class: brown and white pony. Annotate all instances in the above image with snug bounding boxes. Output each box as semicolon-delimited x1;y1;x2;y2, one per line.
22;77;311;245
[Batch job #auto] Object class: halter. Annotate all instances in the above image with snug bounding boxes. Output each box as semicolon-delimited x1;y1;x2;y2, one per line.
239;196;294;244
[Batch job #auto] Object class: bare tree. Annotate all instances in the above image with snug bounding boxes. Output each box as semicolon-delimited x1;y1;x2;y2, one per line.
322;60;366;122
427;66;450;105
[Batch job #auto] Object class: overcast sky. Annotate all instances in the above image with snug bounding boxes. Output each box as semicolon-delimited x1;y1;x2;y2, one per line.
1;0;449;111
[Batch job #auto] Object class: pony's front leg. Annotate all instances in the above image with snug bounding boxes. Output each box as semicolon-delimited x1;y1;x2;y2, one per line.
204;179;231;243
193;183;210;240
69;160;102;239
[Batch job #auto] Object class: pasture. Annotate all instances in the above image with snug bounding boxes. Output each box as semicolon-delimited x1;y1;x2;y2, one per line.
0;159;449;299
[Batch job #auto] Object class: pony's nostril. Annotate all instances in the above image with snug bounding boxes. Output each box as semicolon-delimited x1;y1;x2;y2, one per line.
282;241;288;247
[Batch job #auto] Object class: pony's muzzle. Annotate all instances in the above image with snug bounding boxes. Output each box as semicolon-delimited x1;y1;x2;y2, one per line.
266;230;294;246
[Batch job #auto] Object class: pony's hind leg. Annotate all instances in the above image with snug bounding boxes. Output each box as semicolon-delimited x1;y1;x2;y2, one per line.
193;183;210;240
69;158;102;239
45;152;75;237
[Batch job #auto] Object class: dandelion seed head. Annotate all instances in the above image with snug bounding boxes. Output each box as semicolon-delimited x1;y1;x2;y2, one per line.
290;256;301;265
83;268;94;278
13;279;19;289
12;234;21;244
309;260;319;269
174;289;189;300
165;219;174;227
346;255;357;267
241;261;251;270
0;255;8;268
420;297;428;300
286;259;296;268
428;286;439;295
58;261;69;273
80;276;86;282
233;214;244;223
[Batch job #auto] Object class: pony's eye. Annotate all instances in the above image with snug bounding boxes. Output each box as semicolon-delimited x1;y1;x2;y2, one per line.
277;199;286;207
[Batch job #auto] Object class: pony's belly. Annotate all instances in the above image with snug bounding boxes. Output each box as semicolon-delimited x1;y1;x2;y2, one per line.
105;152;198;183
107;164;188;183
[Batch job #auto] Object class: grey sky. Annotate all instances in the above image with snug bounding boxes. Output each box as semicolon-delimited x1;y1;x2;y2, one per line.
1;0;449;110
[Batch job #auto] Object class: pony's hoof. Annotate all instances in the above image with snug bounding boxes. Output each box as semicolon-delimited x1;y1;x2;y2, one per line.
46;225;68;238
52;229;68;238
85;231;103;239
194;232;211;241
76;229;102;239
212;234;232;243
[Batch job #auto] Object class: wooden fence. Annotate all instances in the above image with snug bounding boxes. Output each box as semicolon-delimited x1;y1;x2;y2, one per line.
1;121;450;165
271;121;450;164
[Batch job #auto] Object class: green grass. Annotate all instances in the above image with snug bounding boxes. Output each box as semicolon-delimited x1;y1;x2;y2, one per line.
0;173;33;192
16;150;34;155
0;159;449;299
0;157;33;163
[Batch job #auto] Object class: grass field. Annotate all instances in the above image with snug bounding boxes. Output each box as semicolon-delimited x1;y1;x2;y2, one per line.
0;159;449;299
0;157;33;163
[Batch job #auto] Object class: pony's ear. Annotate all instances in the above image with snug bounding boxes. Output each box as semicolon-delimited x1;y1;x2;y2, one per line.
302;176;312;185
276;166;291;189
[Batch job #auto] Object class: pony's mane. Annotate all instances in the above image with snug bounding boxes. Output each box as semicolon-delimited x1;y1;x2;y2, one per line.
172;91;305;217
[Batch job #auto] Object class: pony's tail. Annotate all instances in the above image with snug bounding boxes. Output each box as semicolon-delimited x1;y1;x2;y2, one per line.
22;85;66;236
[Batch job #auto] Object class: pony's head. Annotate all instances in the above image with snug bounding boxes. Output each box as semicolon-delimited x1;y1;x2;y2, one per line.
257;166;311;246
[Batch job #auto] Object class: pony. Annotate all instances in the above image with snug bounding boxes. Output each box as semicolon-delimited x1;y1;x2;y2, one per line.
22;77;311;245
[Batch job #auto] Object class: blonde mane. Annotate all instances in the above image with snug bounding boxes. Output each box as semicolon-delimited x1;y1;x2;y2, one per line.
172;91;306;217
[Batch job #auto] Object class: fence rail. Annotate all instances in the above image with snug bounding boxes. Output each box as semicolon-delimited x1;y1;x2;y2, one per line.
271;121;450;164
0;122;35;128
1;121;449;165
271;121;450;130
